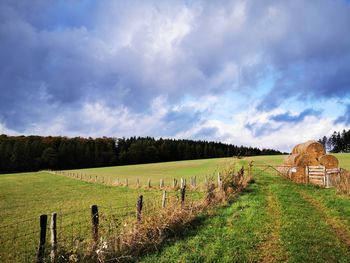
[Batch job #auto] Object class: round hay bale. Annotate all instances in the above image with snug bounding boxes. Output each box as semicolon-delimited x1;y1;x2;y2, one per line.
295;153;319;167
290;166;306;183
291;143;302;154
284;154;302;166
292;140;325;159
277;166;292;178
319;154;339;169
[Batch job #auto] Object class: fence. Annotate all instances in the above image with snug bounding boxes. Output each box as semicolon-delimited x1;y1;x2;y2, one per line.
250;162;350;195
0;188;201;262
0;167;245;262
48;170;204;191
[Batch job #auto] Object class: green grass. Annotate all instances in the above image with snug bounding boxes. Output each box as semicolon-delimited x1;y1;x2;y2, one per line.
2;154;350;262
140;161;350;262
0;172;169;262
67;157;235;186
1;158;232;262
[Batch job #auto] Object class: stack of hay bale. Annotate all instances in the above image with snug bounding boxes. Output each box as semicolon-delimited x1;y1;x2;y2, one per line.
279;140;339;184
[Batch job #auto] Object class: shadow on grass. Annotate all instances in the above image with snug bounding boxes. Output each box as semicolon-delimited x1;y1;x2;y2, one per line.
137;181;259;261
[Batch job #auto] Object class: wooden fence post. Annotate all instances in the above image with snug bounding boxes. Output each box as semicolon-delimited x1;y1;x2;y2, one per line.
217;172;222;189
136;195;143;223
181;178;186;189
194;176;197;188
125;178;128;187
36;214;48;263
173;178;177;189
50;212;57;263
204;175;208;187
160;178;164;189
91;205;99;243
162;191;166;208
137;178;140;188
148;178;151;189
181;185;186;208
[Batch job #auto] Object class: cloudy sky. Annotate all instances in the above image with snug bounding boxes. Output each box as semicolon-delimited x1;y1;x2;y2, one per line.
1;0;350;151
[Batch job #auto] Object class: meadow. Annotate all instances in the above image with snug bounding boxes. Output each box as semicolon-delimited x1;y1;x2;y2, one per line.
1;154;350;262
66;157;234;187
0;158;232;262
141;154;350;262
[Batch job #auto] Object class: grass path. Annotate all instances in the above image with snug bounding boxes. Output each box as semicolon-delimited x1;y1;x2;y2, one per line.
140;165;350;262
258;188;285;262
297;190;350;249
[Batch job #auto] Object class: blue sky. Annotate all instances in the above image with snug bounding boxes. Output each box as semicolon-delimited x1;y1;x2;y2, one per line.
1;0;350;151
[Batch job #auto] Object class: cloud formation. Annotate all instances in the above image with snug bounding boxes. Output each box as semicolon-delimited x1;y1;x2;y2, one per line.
1;0;350;151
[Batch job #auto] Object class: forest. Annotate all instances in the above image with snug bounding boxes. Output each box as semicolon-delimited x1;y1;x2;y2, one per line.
319;129;350;152
0;134;281;173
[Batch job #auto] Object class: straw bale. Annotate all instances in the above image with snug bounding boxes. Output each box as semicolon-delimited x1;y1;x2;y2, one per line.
295;154;319;167
292;140;325;159
277;166;292;178
319;154;339;169
289;166;306;183
284;154;302;166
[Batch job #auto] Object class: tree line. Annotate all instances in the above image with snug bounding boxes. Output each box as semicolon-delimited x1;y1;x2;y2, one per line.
0;134;281;173
319;129;350;153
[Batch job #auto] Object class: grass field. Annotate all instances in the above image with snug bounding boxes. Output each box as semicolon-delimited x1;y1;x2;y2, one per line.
67;157;235;187
141;156;350;262
0;158;231;262
1;154;350;262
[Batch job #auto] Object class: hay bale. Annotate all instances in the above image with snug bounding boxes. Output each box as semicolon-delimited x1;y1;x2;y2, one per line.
295;154;319;167
277;166;292;178
291;143;302;154
284;154;302;166
290;166;306;183
319;154;339;169
291;140;325;159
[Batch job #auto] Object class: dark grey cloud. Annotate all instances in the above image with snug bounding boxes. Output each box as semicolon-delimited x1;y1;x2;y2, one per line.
1;0;350;135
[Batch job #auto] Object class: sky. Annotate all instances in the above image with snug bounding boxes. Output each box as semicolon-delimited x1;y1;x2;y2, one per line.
0;0;350;152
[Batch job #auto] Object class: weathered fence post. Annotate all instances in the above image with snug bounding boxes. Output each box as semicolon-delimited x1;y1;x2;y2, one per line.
91;205;99;244
125;178;128;187
50;212;57;263
36;214;48;263
162;190;166;208
217;172;222;189
180;178;186;189
160;178;164;189
181;185;186;208
148;178;151;189
194;176;197;188
173;178;177;189
137;178;140;188
136;195;143;223
204;175;208;187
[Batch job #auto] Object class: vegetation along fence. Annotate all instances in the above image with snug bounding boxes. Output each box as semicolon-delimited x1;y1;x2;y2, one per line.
1;166;250;262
